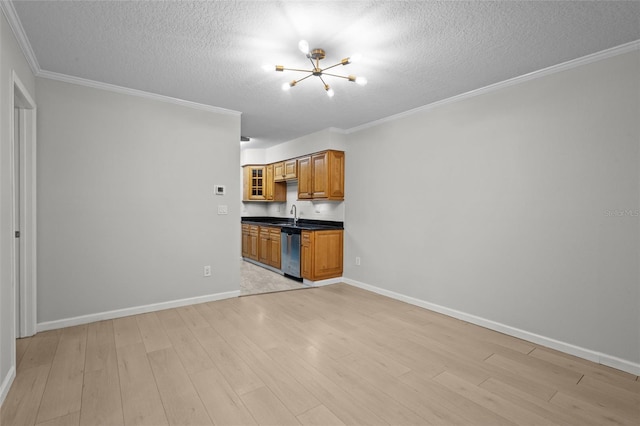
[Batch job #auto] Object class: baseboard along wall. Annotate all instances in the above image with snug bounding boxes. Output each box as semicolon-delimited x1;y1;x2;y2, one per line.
36;290;240;333
341;278;640;376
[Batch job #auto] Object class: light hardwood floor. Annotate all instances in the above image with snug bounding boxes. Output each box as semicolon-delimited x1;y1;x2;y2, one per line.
2;283;638;425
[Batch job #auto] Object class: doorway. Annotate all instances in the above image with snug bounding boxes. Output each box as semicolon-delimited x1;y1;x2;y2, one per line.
14;107;20;336
12;72;37;341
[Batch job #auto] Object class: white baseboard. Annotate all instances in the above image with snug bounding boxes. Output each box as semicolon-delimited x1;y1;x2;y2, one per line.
342;278;640;376
0;366;16;408
305;277;343;287
37;290;240;332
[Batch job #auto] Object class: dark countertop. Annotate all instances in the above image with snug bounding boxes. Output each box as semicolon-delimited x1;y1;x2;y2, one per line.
241;216;343;231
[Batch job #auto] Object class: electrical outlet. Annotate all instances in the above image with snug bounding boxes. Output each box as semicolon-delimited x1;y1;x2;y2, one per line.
355;257;361;266
217;205;228;215
204;265;211;277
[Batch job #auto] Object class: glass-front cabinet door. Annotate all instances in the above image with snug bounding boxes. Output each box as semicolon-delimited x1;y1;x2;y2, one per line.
243;165;267;200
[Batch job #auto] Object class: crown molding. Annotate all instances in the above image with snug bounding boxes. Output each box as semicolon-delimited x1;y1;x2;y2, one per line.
2;1;240;116
3;1;637;128
38;70;242;116
347;39;640;135
0;0;40;74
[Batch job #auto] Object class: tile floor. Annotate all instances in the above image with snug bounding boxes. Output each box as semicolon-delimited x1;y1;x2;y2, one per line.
240;260;307;296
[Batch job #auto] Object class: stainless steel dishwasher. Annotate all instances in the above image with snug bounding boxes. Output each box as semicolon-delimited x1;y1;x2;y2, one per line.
281;227;302;280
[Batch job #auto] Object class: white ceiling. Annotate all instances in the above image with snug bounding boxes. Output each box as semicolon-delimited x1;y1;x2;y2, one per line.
8;1;640;148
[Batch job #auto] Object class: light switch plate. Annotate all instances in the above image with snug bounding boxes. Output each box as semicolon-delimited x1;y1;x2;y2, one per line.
217;205;228;215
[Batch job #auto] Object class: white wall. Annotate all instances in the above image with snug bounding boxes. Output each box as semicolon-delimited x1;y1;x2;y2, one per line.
260;182;345;222
344;49;640;372
240;148;266;166
0;7;36;405
36;78;241;326
263;128;348;164
240;128;348;166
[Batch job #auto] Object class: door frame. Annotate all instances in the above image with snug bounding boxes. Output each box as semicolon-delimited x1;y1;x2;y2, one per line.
11;71;37;339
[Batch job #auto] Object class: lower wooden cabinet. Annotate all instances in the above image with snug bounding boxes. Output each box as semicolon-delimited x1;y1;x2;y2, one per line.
243;225;281;269
258;227;270;264
242;225;259;261
258;226;281;268
301;229;343;281
241;224;251;258
267;228;281;268
243;224;342;281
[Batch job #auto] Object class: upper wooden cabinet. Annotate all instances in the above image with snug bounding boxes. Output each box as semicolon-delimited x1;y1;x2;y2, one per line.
244;150;344;202
298;150;344;200
243;165;285;202
297;155;312;198
243;165;265;201
265;164;286;201
273;159;297;182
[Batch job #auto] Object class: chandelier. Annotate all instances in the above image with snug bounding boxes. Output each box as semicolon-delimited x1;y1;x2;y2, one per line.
273;40;367;98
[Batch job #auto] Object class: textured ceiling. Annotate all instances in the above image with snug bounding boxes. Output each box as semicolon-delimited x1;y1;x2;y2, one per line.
9;1;640;148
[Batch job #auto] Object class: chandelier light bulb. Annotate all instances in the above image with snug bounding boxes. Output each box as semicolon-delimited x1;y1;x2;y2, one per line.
326;86;335;98
355;76;368;86
281;82;291;91
262;63;273;72
298;40;310;55
349;53;362;63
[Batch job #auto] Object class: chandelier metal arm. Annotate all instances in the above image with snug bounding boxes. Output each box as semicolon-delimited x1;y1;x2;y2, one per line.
279;66;315;73
296;74;314;84
319;62;345;73
322;72;351;80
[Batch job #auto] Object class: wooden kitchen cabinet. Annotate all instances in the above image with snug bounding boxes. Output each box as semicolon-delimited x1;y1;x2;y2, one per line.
300;231;313;279
243;165;285;202
265;164;286;201
242;225;259;260
267;227;281;268
243;165;266;201
297;150;344;200
273;159;297;182
248;225;281;268
301;229;343;281
258;227;270;264
257;226;281;268
297;156;312;198
241;224;251;258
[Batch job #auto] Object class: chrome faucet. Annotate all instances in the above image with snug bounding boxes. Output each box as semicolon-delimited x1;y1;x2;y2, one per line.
290;204;298;226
